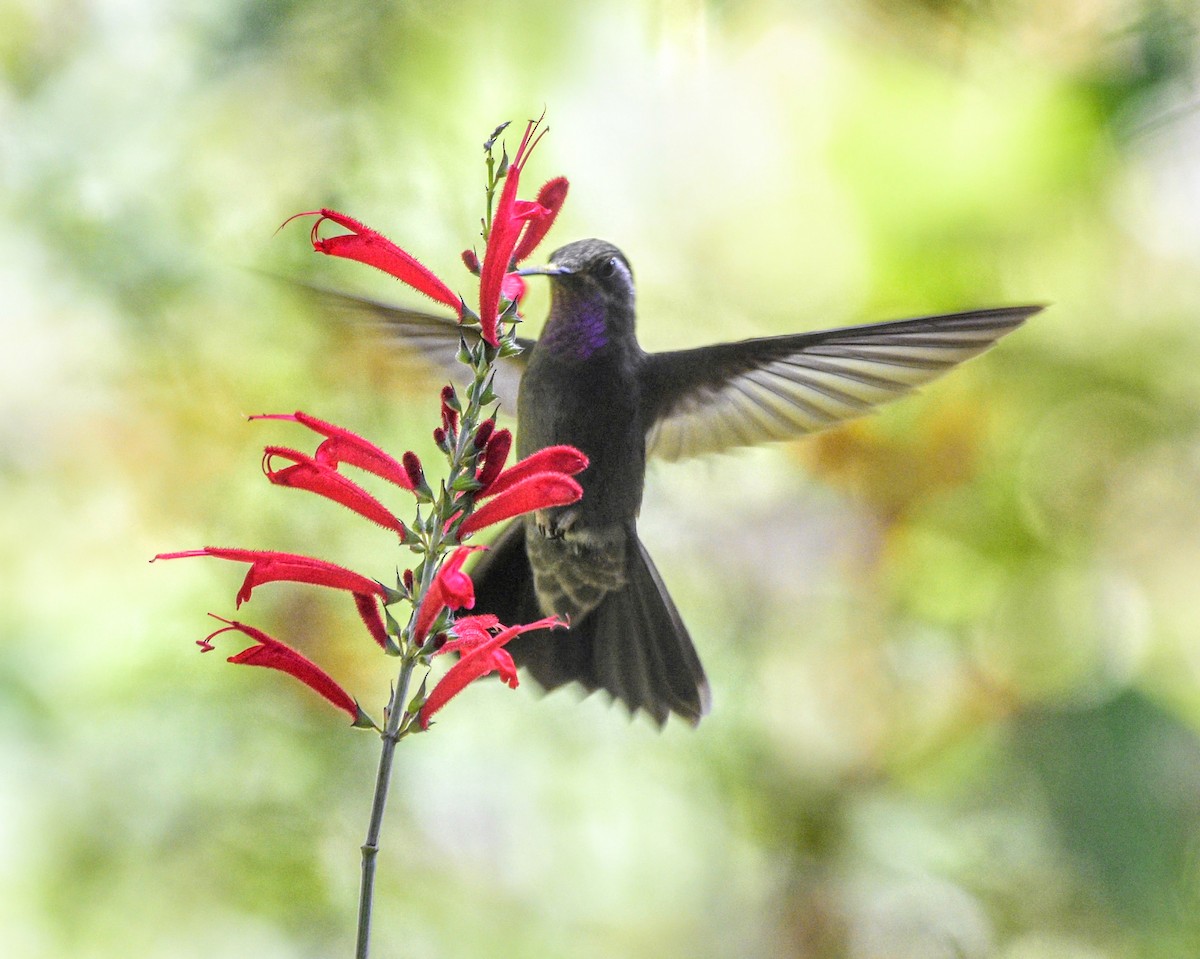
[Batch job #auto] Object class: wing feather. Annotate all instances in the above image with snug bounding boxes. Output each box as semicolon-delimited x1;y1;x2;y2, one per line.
640;306;1042;461
293;283;531;412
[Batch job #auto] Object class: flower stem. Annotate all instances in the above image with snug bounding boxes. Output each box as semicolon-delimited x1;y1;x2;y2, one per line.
353;380;481;956
355;651;418;959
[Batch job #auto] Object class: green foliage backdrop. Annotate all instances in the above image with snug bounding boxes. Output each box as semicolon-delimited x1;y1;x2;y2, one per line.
4;1;1200;956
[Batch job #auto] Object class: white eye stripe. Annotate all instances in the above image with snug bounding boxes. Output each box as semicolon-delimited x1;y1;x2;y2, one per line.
607;257;634;293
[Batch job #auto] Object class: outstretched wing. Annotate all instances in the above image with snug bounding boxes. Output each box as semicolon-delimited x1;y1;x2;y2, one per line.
296;284;532;412
640;306;1042;461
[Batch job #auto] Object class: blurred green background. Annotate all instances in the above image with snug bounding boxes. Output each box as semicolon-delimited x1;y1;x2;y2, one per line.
4;0;1200;956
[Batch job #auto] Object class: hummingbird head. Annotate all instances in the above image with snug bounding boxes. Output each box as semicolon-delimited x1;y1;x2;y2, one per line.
518;239;637;359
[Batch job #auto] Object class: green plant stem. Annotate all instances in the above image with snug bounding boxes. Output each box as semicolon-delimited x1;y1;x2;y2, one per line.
353;272;500;957
355;652;418;959
353;362;490;958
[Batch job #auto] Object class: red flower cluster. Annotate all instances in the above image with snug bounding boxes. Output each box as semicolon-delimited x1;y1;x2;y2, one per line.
287;117;568;346
418;614;563;729
155;412;585;728
159;117;578;732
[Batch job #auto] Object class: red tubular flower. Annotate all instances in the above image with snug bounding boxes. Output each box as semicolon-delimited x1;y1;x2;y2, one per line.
418;615;565;729
153;548;392;650
439;386;460;435
511;177;570;264
412;546;479;644
201;615;373;727
482;444;587;498
474;428;512;491
479;118;551;345
262;446;408;538
286;209;462;313
500;273;527;305
251;412;415;491
439;613;500;652
402;451;426;492
472;418;496;449
496;177;568;313
443;444;587;536
440;615;514;684
458;473;583;536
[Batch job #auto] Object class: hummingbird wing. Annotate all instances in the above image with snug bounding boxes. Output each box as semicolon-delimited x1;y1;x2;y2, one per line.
639;305;1042;461
295;284;533;411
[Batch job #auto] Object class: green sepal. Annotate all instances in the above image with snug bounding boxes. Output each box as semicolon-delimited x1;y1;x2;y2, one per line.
384;604;403;636
503;301;522;321
498;337;524;359
383;629;403;658
412;478;435;504
351;704;380;731
406;675;429;718
380;582;406;606
450;474;483;493
421;511;438;537
425;608;452;641
468;373;496;408
478;376;498;407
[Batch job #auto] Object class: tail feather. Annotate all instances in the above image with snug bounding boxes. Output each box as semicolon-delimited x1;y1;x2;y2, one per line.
470;521;600;692
588;537;711;726
469;521;710;726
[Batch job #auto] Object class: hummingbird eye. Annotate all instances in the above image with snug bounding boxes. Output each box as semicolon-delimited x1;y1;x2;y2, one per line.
597;257;619;280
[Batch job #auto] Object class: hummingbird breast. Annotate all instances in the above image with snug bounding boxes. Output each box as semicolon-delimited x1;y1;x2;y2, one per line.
518;345;647;528
516;335;648;623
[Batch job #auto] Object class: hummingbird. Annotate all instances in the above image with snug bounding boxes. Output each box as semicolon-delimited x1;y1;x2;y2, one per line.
312;238;1040;726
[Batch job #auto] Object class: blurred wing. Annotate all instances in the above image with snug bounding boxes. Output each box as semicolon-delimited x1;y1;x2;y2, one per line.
640;306;1042;461
297;283;532;412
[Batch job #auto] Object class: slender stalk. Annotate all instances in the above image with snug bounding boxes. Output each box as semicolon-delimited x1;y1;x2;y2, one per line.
355;653;418;959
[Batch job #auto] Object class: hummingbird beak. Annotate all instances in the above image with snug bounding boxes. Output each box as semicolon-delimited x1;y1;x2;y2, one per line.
514;263;574;277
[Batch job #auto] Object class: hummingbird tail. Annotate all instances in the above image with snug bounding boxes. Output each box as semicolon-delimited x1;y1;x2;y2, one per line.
586;534;711;726
471;522;711;727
